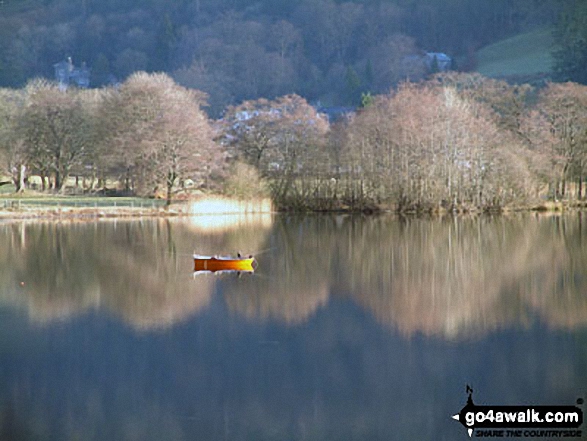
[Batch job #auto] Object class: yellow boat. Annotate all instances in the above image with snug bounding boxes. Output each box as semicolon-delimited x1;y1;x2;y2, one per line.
193;254;256;272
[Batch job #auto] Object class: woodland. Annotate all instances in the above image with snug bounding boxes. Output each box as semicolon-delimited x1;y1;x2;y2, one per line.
0;0;583;111
0;0;587;211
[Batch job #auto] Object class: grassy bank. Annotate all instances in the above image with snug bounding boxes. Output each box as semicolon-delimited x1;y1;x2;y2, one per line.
1;190;586;221
476;27;555;79
0;194;273;220
0;193;166;219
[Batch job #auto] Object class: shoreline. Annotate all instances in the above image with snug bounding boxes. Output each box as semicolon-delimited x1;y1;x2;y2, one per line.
0;196;274;221
1;193;587;221
0;206;184;221
1;200;587;222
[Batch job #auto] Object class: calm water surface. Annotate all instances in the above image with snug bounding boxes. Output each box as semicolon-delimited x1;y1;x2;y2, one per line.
0;214;586;440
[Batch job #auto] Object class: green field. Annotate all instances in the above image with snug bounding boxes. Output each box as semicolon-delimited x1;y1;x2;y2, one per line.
476;27;556;78
0;182;166;208
0;195;167;209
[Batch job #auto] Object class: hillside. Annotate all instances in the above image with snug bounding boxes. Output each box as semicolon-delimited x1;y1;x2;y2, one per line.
0;0;564;110
476;27;556;79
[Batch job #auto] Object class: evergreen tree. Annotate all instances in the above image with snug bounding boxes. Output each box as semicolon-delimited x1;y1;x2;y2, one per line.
449;57;458;72
345;66;361;106
152;13;178;71
92;53;111;87
360;91;374;108
364;59;374;89
430;55;440;75
553;0;587;84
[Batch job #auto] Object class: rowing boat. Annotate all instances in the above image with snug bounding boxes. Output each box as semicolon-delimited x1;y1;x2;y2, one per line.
193;254;256;272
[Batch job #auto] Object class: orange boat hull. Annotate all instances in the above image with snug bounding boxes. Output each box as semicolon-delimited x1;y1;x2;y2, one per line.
194;257;255;272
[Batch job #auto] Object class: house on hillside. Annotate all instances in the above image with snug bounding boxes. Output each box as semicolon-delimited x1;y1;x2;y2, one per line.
425;52;452;72
317;106;355;123
54;57;90;90
403;52;453;75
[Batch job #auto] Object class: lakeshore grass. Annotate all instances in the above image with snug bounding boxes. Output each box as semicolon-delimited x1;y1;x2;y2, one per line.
0;191;274;220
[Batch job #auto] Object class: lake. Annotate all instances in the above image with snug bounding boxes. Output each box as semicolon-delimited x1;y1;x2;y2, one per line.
0;214;586;440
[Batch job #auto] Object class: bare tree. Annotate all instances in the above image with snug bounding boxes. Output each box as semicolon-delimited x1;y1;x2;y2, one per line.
220;94;329;207
433;72;534;135
521;82;587;199
100;72;221;204
268;20;303;62
20;80;92;192
344;81;538;211
173;62;234;118
0;88;27;192
367;34;425;91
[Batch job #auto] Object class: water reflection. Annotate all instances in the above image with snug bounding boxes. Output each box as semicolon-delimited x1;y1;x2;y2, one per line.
223;216;335;324
0;214;586;335
0;214;585;440
0;216;272;330
222;214;587;337
343;216;539;338
344;214;587;336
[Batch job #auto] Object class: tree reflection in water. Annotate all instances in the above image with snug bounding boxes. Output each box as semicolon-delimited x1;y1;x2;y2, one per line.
221;213;587;336
0;216;272;330
0;214;586;335
0;214;585;440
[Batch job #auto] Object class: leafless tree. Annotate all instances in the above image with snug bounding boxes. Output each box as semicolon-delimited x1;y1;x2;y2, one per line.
0;89;28;192
100;72;222;204
367;34;426;90
19;79;92;192
521;82;587;199
220;94;330;208
344;81;538;211
433;72;534;135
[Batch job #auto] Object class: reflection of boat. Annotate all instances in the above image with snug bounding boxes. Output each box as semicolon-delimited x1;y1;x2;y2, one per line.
193;255;256;272
192;270;255;278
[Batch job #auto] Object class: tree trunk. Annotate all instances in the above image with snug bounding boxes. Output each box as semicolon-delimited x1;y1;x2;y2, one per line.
166;184;172;207
125;167;131;193
18;165;26;193
12;164;26;193
166;171;176;207
55;170;61;192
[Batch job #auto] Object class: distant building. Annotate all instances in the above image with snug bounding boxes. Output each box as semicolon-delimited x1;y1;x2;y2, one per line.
316;105;355;122
53;57;90;91
425;52;452;72
403;52;453;75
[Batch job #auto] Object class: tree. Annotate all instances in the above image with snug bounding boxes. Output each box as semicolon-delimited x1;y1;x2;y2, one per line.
344;66;361;106
220;94;329;206
173;62;233;118
367;34;425;92
360;92;374;108
344;81;537;210
429;55;440;75
20;80;93;192
114;49;148;79
100;72;221;204
433;72;533;135
152;13;179;71
553;0;587;84
364;59;374;90
268;20;302;62
521;82;587;199
92;53;112;87
0;88;27;192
